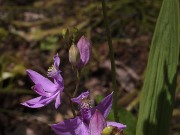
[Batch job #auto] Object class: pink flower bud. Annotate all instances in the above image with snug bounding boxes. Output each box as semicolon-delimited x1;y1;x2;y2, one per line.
77;36;91;67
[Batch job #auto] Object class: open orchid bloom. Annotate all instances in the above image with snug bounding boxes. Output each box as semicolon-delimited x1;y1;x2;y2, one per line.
51;92;126;135
21;54;64;109
77;36;91;68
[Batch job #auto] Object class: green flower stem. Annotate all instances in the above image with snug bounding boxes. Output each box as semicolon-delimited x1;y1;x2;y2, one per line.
101;0;119;122
73;68;81;97
64;91;76;117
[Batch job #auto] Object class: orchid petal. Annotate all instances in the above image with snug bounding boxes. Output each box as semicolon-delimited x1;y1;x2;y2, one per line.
55;93;61;109
77;36;91;67
21;95;55;108
47;63;60;79
51;117;89;135
27;69;57;92
71;91;90;104
49;54;63;84
89;110;106;135
107;121;126;130
91;93;113;118
54;74;64;88
54;54;60;69
33;84;52;97
74;121;89;135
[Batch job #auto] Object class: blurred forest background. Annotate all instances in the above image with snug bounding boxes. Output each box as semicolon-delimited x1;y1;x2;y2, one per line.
0;0;180;135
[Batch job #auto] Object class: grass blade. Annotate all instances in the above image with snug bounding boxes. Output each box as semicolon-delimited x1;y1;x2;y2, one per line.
136;0;179;135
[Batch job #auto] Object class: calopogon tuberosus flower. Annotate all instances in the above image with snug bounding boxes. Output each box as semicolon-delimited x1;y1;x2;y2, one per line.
77;36;91;68
51;91;126;135
21;54;64;109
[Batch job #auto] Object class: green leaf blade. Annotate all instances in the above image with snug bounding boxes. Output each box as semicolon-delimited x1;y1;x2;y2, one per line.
136;0;179;135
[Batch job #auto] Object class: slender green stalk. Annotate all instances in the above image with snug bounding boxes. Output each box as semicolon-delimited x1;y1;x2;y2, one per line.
101;0;119;122
73;69;81;97
64;91;76;117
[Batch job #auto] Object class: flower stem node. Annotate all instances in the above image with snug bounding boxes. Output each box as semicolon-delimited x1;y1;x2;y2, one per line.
69;44;80;66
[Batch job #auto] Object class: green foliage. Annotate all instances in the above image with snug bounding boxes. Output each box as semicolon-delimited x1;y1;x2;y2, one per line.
96;95;137;135
40;36;58;51
0;28;8;40
136;0;179;135
119;108;136;135
95;95;103;103
107;108;137;135
0;54;26;93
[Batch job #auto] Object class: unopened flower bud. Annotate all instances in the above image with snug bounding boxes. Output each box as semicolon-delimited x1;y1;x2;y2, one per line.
102;126;123;135
69;44;80;66
77;36;91;67
61;28;69;39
